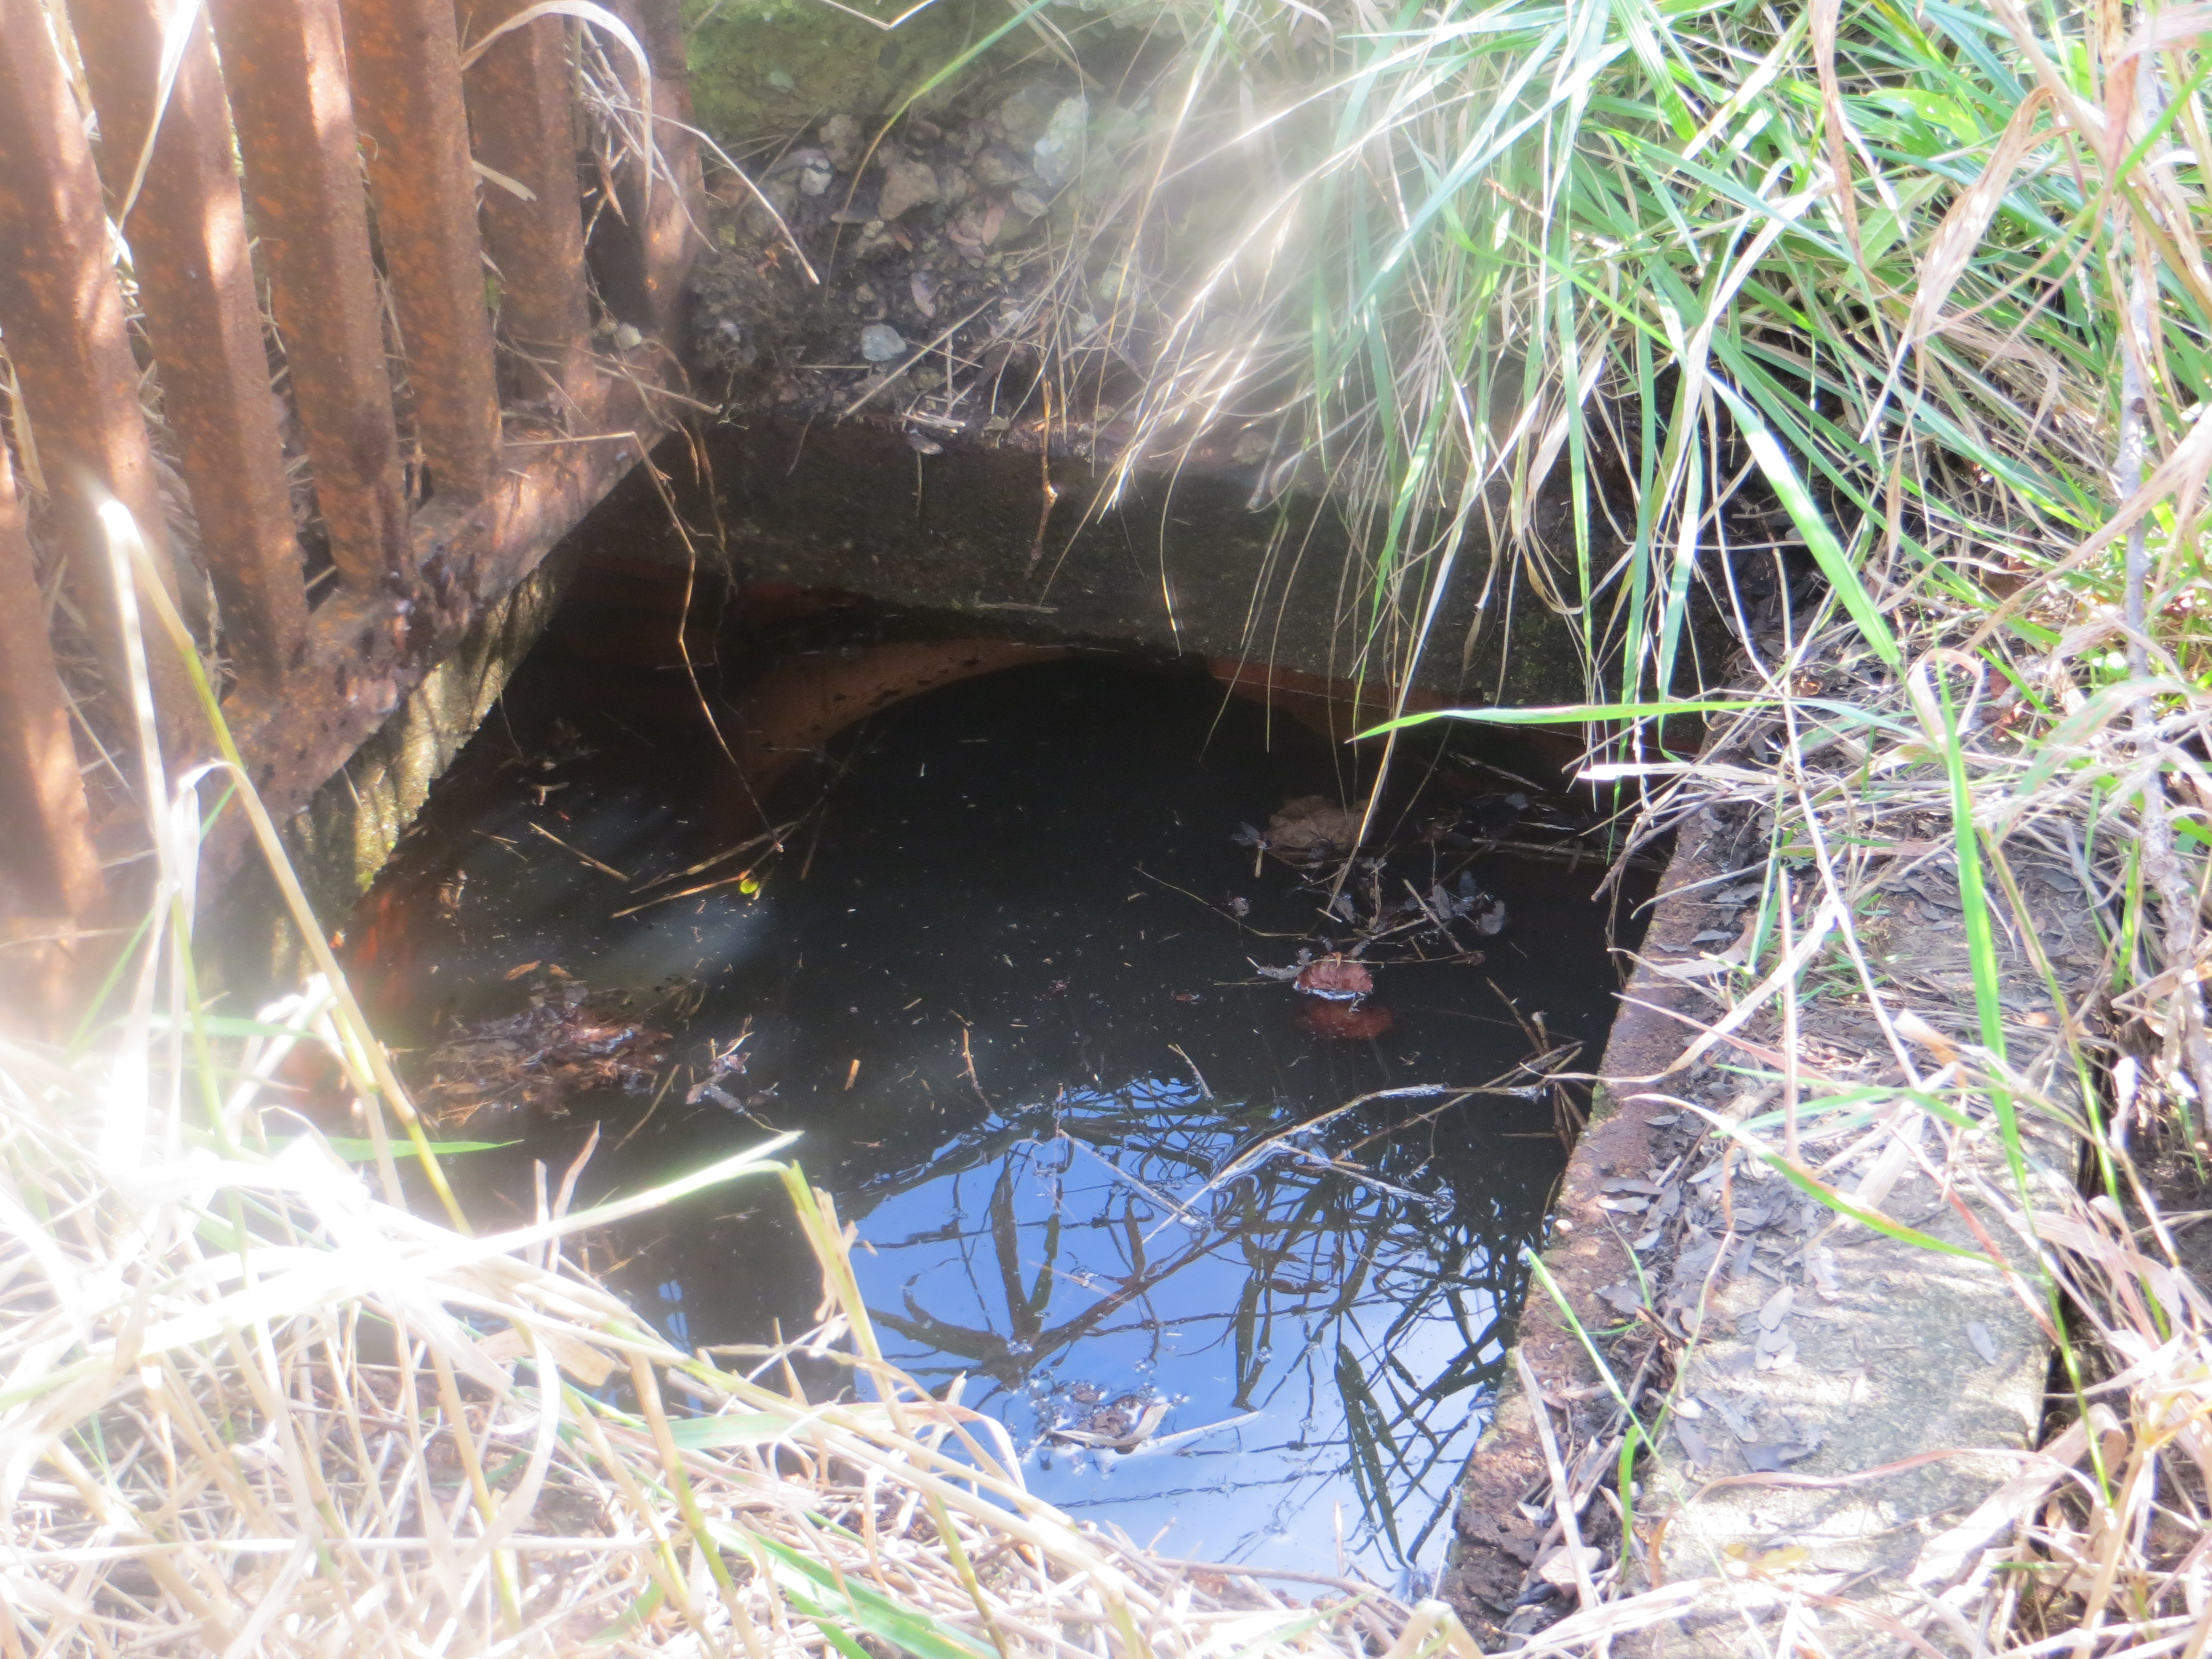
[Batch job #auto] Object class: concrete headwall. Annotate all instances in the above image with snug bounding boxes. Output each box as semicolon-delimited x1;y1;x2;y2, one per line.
684;421;1609;710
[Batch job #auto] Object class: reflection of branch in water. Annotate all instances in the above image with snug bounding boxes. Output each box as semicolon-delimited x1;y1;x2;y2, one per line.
820;1077;1550;1569
1155;1055;1576;1246
1058;1133;1203;1230
1341;1043;1581;1159
869;1215;1229;1380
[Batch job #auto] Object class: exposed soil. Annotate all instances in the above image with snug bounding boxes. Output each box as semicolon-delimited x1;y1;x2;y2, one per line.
690;80;1147;447
2142;1144;2212;1308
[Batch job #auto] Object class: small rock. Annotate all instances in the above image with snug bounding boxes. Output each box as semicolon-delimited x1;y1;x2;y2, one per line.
849;221;898;259
878;155;939;220
819;112;860;169
938;164;974;206
859;324;907;362
947;196;1006;251
743;170;800;229
970;144;1030;188
1008;185;1051;220
1031;94;1088;188
763;147;828;181
995;84;1062;144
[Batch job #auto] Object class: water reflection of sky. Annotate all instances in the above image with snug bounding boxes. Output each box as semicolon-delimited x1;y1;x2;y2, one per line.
359;655;1634;1589
837;1076;1527;1573
619;1065;1547;1583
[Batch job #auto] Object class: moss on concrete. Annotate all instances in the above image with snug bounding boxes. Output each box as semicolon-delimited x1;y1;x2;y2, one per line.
288;550;576;907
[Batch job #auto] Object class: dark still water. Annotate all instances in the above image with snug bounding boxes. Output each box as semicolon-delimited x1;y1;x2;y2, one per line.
347;644;1641;1586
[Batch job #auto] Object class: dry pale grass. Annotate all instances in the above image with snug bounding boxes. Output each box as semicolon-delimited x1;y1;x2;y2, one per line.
0;1025;1381;1657
0;995;1723;1658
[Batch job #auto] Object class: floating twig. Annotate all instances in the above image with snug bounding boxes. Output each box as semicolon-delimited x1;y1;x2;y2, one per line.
527;821;629;880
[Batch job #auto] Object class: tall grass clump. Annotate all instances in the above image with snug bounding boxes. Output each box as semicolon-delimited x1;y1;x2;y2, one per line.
1077;0;2200;728
1504;615;2212;1651
1075;0;2212;1342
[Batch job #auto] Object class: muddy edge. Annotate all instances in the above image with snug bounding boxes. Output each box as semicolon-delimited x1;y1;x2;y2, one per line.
1441;802;1734;1637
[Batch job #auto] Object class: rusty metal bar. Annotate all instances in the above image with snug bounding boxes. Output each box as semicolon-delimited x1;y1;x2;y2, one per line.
0;435;105;926
208;0;413;594
0;0;717;958
211;401;663;891
0;0;197;751
635;0;703;333
340;0;501;502
0;439;103;1036
592;0;700;340
460;0;592;401
74;0;311;694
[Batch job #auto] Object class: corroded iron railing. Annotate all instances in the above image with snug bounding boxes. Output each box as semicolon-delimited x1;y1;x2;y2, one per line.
0;0;699;1020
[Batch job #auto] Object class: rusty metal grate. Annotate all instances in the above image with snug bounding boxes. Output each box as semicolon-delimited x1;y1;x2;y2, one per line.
0;0;700;1019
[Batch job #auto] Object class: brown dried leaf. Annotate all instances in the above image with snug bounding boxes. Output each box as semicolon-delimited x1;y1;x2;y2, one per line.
1295;956;1373;999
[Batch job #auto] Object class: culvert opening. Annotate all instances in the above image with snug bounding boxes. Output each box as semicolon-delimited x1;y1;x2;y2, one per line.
341;574;1655;1583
